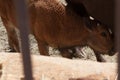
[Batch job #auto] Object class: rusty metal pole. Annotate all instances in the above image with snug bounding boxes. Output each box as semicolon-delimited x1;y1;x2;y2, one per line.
115;0;120;79
13;0;33;80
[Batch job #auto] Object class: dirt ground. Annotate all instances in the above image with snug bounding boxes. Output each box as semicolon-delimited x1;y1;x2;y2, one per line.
0;18;118;62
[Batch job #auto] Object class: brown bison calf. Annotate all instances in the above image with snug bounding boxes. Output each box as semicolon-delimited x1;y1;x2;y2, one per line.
0;0;115;62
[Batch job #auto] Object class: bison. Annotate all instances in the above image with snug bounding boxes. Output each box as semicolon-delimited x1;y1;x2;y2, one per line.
0;0;115;62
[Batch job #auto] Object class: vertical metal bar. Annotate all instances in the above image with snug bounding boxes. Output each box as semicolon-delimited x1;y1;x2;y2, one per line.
13;0;33;80
115;0;120;80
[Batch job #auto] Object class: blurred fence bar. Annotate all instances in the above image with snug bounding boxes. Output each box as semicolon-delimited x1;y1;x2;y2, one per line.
115;0;120;80
13;0;33;80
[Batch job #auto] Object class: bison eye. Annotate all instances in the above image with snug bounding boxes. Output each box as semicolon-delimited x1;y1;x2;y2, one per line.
101;32;107;37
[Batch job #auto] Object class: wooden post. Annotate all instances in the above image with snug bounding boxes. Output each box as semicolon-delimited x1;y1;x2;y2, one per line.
13;0;33;80
115;0;120;80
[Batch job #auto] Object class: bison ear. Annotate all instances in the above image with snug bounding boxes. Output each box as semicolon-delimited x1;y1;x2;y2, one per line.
83;17;95;31
66;0;88;17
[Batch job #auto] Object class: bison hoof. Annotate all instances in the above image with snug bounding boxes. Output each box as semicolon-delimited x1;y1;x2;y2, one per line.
7;47;17;52
97;59;107;62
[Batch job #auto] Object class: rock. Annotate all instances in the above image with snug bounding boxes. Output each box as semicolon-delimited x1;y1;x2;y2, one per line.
0;53;117;80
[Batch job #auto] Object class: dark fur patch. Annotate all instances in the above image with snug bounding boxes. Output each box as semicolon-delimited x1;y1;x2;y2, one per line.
83;17;103;30
66;0;89;17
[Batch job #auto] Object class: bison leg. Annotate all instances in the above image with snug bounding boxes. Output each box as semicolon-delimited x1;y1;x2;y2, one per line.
37;41;49;56
59;48;74;59
94;52;106;62
1;17;20;52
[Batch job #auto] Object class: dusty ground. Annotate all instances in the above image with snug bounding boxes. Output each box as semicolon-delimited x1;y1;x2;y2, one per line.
0;18;118;62
0;53;117;80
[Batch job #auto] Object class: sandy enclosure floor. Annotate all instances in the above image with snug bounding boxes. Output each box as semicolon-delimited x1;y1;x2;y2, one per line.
0;18;118;62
